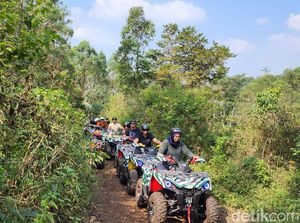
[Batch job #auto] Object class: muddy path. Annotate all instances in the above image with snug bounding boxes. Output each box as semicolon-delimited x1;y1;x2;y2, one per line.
86;160;233;223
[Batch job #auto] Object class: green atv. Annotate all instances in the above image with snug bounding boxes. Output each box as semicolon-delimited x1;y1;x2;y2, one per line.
115;142;136;184
105;133;123;159
135;156;219;223
125;144;160;195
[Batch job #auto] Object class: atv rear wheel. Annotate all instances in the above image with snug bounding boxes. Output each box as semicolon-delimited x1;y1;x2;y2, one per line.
135;178;147;208
202;195;219;223
127;170;138;195
147;192;167;223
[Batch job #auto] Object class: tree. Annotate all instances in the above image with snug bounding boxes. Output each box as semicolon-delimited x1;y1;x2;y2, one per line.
0;1;94;222
154;24;234;87
71;41;110;115
115;7;155;93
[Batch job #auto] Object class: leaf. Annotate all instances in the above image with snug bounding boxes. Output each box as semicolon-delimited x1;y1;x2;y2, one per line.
46;212;55;223
19;209;37;217
6;47;13;52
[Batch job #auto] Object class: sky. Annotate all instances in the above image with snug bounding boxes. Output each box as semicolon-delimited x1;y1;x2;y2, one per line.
62;0;300;77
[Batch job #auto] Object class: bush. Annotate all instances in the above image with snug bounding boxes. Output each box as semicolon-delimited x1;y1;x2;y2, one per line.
0;88;94;222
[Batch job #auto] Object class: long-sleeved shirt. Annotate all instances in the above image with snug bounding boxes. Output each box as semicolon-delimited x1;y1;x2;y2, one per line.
158;139;194;162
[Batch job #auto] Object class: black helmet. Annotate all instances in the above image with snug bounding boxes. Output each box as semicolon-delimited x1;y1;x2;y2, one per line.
112;116;117;120
170;127;182;135
130;120;136;124
141;123;149;131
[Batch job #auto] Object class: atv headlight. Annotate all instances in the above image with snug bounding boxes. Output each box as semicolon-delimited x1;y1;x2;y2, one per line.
137;160;143;167
202;182;211;190
163;179;177;192
165;180;172;188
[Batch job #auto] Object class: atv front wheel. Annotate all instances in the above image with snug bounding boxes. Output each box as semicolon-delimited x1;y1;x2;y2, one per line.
203;195;219;223
147;192;167;223
127;170;138;195
118;160;126;184
114;155;119;169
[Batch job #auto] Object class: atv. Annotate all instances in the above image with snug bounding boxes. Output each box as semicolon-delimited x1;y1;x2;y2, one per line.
105;133;123;159
135;156;219;223
115;142;136;184
89;137;106;169
124;144;160;195
89;127;109;169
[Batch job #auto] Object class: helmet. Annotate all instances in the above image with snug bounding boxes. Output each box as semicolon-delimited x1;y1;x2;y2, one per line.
124;121;130;127
170;127;182;135
94;117;100;122
130;120;136;125
100;117;105;120
141;123;149;131
112;116;117;120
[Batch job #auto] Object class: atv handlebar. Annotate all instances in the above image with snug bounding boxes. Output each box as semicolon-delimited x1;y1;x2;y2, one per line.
188;156;206;164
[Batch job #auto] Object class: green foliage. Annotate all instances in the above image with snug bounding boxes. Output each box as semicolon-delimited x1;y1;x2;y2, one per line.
115;7;155;93
216;75;254;118
1;1;299;221
101;92;134;123
291;135;300;160
209;136;230;165
204;70;300;212
0;1;95;222
70;41;110;115
256;87;281;114
127;83;221;151
153;24;234;87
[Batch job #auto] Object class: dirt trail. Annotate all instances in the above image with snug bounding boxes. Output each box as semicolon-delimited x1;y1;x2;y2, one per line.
86;160;148;223
86;160;234;223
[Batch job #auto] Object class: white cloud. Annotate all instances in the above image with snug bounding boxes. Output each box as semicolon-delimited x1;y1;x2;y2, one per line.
287;13;300;31
224;38;254;54
255;17;270;25
73;26;119;47
147;0;206;24
68;0;206;56
269;34;300;50
90;0;206;24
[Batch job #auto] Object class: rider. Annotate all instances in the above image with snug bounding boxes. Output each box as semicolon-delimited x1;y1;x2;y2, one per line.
108;116;124;134
96;117;108;129
158;128;195;163
91;118;103;140
106;117;110;125
133;123;161;147
124;120;140;140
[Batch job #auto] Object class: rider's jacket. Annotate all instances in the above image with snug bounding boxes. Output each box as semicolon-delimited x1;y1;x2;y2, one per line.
136;132;154;147
158;139;194;162
125;128;141;139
